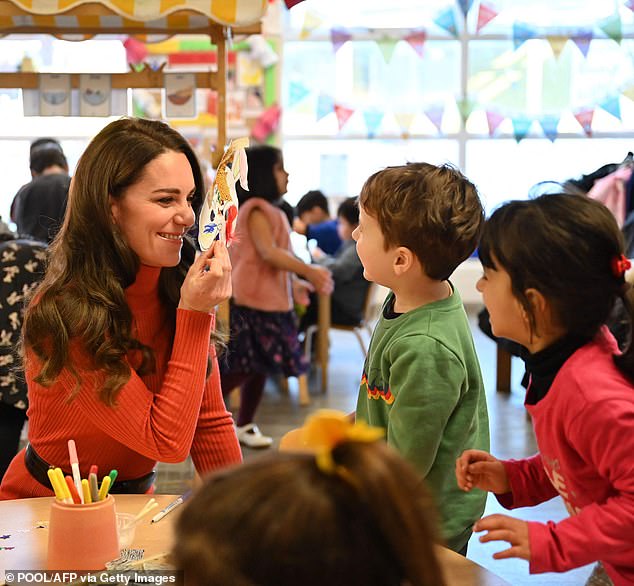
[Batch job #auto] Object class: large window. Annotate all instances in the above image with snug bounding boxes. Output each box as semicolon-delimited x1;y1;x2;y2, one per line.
281;0;634;212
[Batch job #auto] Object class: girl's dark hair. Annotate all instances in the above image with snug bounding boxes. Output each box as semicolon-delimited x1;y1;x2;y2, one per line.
479;192;634;379
236;145;283;204
22;117;211;405
173;441;445;586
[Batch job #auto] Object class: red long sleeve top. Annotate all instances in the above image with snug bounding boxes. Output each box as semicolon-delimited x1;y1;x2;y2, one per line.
0;264;242;499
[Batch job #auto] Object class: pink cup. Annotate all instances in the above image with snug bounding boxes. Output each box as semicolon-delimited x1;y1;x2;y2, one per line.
47;495;119;570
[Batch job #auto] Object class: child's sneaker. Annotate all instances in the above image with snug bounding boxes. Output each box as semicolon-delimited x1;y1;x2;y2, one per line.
236;423;273;449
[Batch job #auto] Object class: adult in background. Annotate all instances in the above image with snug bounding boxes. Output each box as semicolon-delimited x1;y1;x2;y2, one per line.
11;138;70;243
0;118;241;499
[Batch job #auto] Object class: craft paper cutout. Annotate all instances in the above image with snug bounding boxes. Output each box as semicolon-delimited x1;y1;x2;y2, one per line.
79;74;111;117
476;2;498;33
164;72;196;118
316;94;335;120
598;14;622;44
486;110;505;136
39;74;71;116
539;116;559;142
198;138;249;250
600;96;621;120
571;30;593;58
405;29;427;58
330;27;352;53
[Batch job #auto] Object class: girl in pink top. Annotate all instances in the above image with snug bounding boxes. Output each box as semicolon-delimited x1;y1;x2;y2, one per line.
220;146;332;448
456;193;634;585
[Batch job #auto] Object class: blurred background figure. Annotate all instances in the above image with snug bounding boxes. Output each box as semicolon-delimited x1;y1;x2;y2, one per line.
11;137;70;244
293;189;342;255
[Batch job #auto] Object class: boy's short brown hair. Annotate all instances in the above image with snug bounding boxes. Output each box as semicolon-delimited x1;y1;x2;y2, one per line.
359;162;484;280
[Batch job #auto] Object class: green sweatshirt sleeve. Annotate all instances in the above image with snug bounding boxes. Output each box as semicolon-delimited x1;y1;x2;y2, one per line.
386;334;463;478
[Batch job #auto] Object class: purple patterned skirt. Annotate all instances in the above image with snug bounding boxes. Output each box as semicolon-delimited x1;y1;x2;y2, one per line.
219;303;308;378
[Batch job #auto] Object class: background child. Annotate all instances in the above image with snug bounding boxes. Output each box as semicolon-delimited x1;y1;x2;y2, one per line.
220;146;332;448
172;410;446;586
456;192;634;585
353;162;490;554
293;189;342;255
300;196;370;329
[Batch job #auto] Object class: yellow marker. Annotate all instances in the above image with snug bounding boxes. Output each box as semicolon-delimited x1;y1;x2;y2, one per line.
81;478;92;504
54;468;73;503
47;468;65;502
98;476;111;501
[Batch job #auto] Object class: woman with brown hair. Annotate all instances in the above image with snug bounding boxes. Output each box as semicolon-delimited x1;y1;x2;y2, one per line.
0;117;241;499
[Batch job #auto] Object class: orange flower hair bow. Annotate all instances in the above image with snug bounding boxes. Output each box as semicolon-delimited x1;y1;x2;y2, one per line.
611;254;632;278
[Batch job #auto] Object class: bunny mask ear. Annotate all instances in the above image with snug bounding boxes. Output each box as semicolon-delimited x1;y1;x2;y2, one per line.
198;137;249;251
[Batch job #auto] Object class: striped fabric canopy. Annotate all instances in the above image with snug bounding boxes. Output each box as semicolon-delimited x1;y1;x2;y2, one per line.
0;0;266;38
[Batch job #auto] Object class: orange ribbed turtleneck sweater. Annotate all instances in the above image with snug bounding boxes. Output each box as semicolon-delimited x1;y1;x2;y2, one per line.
0;265;241;499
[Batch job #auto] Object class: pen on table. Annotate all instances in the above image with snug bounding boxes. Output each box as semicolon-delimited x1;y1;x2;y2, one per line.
67;439;84;503
151;490;192;524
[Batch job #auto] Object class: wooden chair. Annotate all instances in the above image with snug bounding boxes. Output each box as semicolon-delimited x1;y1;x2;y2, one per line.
304;283;380;393
217;300;311;407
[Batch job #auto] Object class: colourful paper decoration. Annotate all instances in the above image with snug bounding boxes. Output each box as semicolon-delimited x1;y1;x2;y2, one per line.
299;11;323;40
571;30;593;58
622;85;634;103
574;109;594;137
363;110;384;137
598;13;622;44
600;95;621;120
546;36;568;59
334;104;355;130
251;104;281;142
330;27;352;53
288;81;310;107
539;116;559;142
425;107;444;133
405;29;427;58
434;8;459;37
284;0;305;8
485;111;505;136
476;2;499;33
316;94;334;120
457;97;475;122
511;116;532;142
198;137;248;250
377;37;398;63
123;38;148;64
627;0;634;12
457;0;474;17
512;22;538;50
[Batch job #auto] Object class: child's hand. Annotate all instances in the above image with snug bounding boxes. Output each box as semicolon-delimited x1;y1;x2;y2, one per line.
474;514;531;561
305;265;334;296
292;278;313;306
310;246;325;260
179;242;232;313
455;449;510;494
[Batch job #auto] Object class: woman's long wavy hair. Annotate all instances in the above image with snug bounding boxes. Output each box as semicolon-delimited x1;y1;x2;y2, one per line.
22;117;207;405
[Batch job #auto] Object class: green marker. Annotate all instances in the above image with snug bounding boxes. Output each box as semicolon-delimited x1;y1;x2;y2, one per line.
108;469;118;487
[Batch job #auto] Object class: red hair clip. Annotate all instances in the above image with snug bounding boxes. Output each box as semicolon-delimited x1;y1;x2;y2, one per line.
611;254;631;278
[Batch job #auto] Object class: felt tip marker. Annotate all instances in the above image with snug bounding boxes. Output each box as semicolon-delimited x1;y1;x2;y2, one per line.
151;490;192;524
67;440;84;503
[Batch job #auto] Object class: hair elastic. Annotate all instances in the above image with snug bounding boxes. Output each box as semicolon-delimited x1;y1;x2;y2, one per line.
611;254;631;279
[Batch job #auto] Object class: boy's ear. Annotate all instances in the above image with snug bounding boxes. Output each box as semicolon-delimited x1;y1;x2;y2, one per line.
393;246;415;276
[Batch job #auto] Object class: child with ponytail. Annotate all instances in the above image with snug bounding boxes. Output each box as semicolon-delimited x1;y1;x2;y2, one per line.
456;192;634;585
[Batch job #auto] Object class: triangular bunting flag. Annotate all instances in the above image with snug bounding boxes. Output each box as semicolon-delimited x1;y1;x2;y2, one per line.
627;0;634;12
425;107;444;133
547;36;568;59
598;13;622;44
394;112;416;136
512;22;538;50
476;2;498;33
288;81;310;107
457;97;475;122
316;94;334;120
622;85;634;103
284;0;305;8
539;116;559;142
574;109;594;137
334;103;355;130
377;37;398;63
600;95;621;120
571;30;593;58
363;110;384;137
457;0;474;17
434;8;459;37
486;111;505;136
299;11;323;40
511;116;532;142
330;27;352;53
405;29;427;58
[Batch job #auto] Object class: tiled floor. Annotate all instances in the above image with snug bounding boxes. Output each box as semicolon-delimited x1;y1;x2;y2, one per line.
156;306;594;586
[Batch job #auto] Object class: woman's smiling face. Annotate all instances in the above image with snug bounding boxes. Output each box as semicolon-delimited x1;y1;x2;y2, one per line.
110;150;196;267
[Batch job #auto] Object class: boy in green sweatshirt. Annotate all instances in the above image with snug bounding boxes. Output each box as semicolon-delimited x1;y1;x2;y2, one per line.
353;162;490;554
